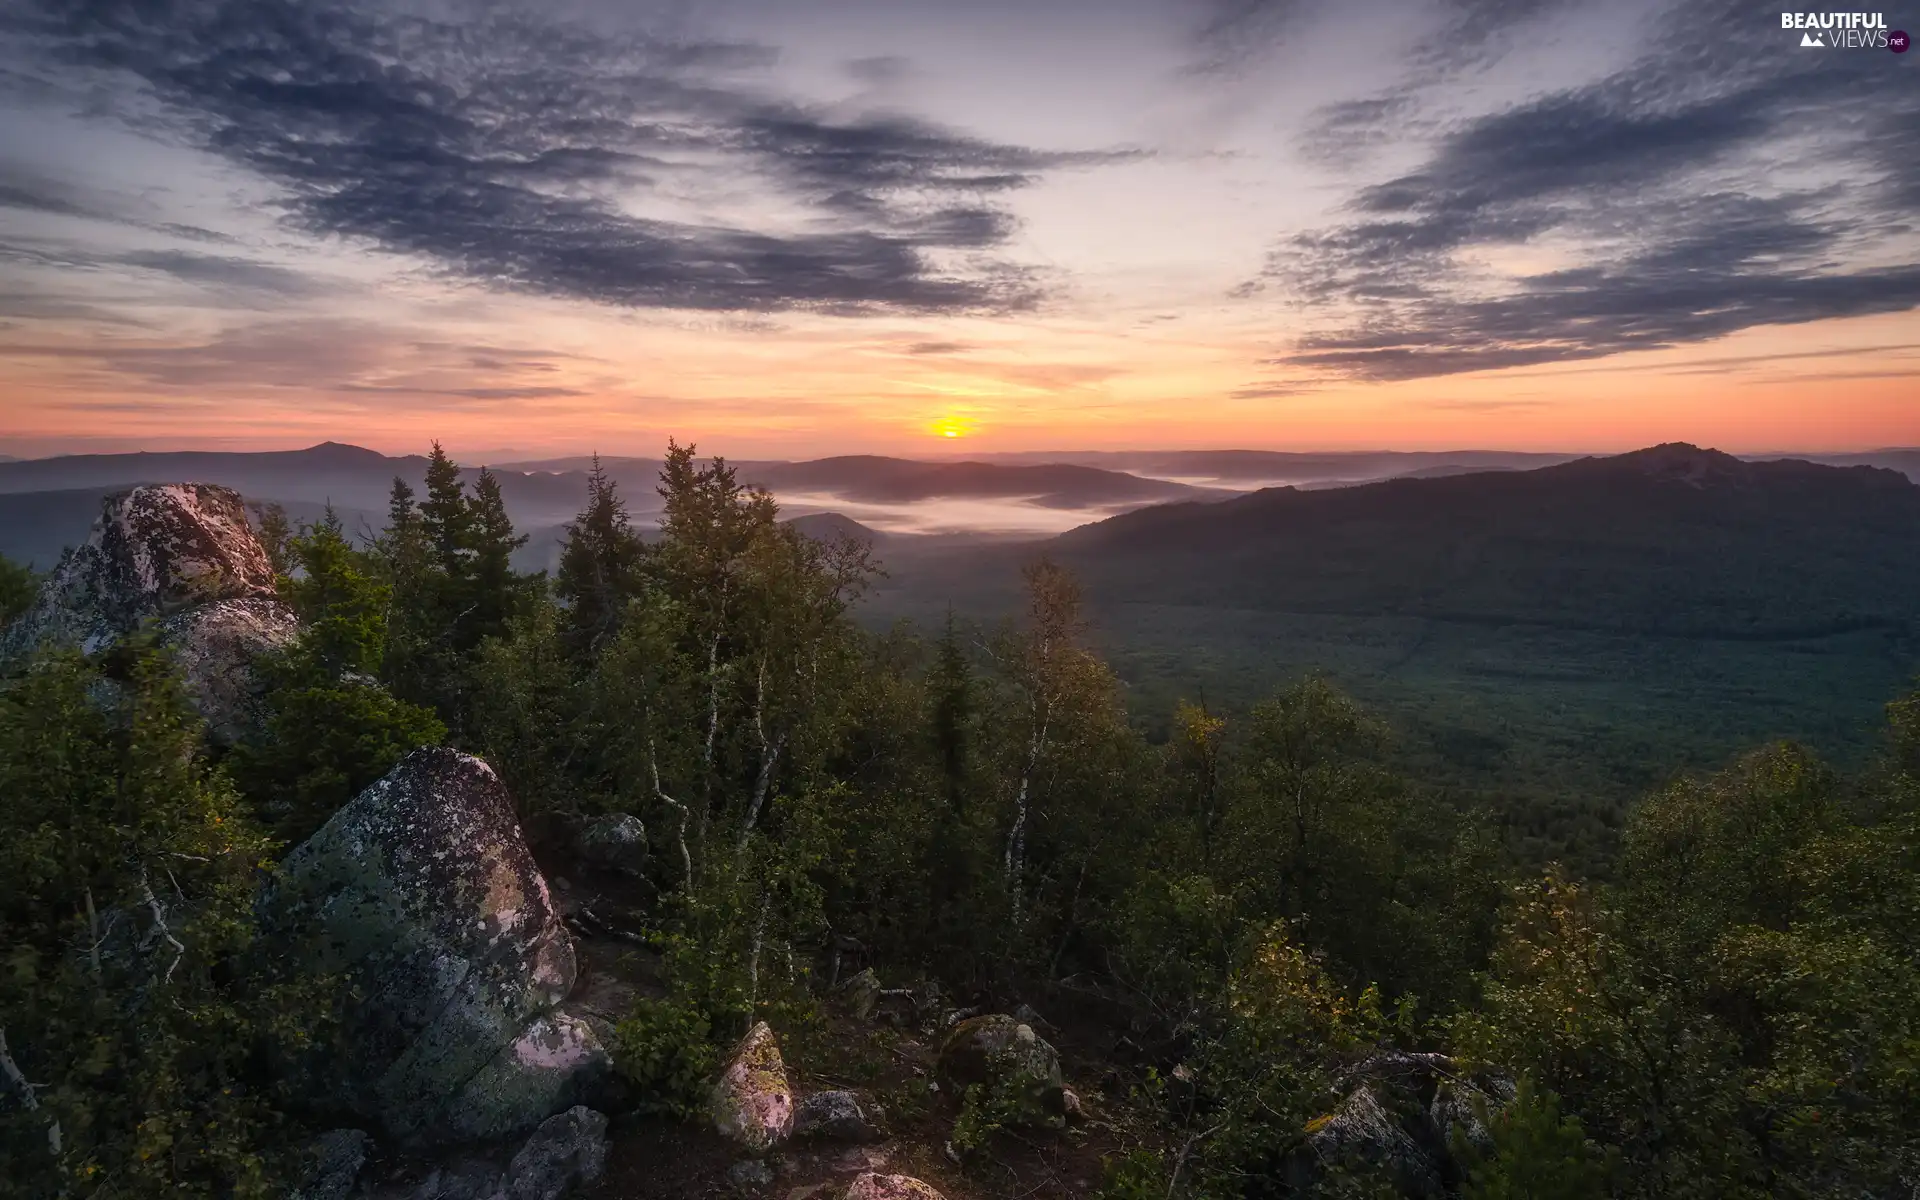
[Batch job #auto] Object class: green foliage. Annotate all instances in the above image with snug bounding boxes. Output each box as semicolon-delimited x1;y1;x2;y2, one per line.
1456;1078;1612;1200
281;505;389;678
1456;702;1920;1197
233;678;446;844
0;648;327;1199
233;509;445;842
555;454;646;657
247;501;294;577
612;992;722;1119
375;446;536;736
0;551;35;628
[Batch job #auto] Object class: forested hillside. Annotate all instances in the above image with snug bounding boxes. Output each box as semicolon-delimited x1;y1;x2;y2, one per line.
1;444;1917;1199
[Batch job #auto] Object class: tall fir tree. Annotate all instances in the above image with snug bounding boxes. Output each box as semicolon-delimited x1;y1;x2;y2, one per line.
419;442;474;580
555;454;645;656
468;467;530;648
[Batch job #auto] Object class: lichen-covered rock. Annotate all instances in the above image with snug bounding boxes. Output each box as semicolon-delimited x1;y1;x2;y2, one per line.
264;747;607;1146
1;484;277;658
936;1014;1066;1128
793;1090;877;1142
727;1158;776;1192
442;1013;613;1145
1430;1074;1516;1158
573;813;648;877
843;1174;945;1200
502;1105;609;1200
711;1022;795;1154
0;484;297;742
295;1128;371;1200
1291;1084;1444;1198
841;968;881;1020
156;595;300;743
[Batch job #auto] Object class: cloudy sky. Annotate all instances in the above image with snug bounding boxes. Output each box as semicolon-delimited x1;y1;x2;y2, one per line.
0;0;1915;458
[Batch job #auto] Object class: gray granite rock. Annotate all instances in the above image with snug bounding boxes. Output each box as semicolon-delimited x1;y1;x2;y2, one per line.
502;1106;609;1200
711;1022;795;1154
0;484;298;743
264;747;609;1146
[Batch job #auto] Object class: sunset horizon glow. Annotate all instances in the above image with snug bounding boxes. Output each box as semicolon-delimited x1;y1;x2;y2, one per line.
1;0;1915;462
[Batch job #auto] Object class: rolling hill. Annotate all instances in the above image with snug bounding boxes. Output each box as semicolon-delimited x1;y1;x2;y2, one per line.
860;445;1920;859
1050;443;1920;639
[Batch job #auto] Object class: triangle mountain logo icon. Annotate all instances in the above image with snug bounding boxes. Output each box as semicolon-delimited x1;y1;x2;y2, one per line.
1801;30;1824;46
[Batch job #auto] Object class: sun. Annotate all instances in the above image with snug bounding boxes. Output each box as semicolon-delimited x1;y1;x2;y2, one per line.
930;415;975;440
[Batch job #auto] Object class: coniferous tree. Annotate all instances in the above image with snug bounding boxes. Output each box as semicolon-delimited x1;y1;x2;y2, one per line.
375;476;431;696
248;501;294;576
0;552;35;628
556;454;645;656
928;608;976;814
234;511;444;842
0;648;328;1197
419;442;474;582
468;467;530;648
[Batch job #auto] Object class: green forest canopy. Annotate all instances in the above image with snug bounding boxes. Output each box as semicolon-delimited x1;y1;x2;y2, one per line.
1;442;1917;1198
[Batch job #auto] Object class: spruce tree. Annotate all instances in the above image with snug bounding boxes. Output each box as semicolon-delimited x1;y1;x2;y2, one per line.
468;467;529;647
420;442;474;580
556;454;645;656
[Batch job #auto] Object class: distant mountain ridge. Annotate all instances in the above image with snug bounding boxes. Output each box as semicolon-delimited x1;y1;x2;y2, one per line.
1048;443;1920;640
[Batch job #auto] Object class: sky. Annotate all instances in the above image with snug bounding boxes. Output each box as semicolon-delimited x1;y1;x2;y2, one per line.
0;0;1915;460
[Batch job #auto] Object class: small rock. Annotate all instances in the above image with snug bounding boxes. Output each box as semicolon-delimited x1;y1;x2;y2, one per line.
793;1090;877;1142
574;813;648;877
1062;1087;1085;1124
840;968;881;1020
786;1186;829;1200
409;1160;502;1200
727;1160;776;1192
936;1014;1066;1128
843;1174;946;1200
503;1106;609;1200
296;1128;370;1200
1010;1002;1049;1031
712;1022;795;1154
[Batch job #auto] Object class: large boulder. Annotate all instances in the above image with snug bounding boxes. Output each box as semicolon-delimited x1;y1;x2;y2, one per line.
0;484;296;741
294;1128;371;1200
710;1021;795;1154
1283;1052;1510;1197
502;1106;609;1200
156;595;301;742
2;483;278;654
1291;1083;1444;1198
935;1014;1066;1128
264;747;610;1146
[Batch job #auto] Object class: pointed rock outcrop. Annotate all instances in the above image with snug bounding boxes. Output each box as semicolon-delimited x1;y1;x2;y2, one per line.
264;747;611;1146
0;484;297;741
711;1021;795;1154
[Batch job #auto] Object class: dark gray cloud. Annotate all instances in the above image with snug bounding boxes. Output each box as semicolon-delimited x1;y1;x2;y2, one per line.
117;249;323;295
1186;0;1307;74
0;162;236;242
844;56;911;86
2;0;1133;316
1265;0;1920;380
903;340;971;355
